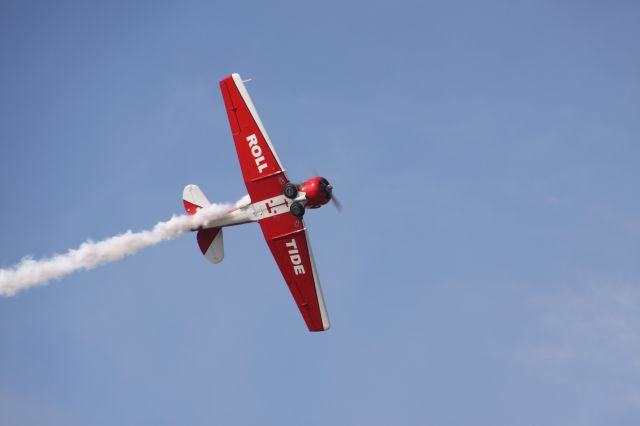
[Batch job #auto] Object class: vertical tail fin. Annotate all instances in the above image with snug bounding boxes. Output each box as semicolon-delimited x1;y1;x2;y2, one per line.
182;185;224;264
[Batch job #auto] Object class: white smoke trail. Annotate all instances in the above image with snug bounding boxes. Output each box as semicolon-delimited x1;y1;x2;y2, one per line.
0;201;243;297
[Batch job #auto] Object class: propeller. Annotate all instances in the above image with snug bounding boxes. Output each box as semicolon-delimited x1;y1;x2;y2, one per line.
313;169;343;212
325;183;342;212
331;192;343;211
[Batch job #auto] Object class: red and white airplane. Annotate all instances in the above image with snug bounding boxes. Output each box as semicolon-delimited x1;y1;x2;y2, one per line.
182;73;336;332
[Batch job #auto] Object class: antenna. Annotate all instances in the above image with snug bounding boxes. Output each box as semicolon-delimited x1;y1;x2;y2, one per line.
242;78;253;83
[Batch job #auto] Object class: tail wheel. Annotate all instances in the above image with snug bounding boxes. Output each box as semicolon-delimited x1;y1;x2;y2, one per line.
283;183;298;199
290;201;305;217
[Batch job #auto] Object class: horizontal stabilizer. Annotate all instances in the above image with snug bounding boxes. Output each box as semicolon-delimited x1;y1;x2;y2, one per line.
183;184;211;215
183;184;224;264
197;227;224;264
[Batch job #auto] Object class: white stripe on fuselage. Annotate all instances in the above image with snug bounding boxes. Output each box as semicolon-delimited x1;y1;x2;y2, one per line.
200;193;305;229
251;194;293;219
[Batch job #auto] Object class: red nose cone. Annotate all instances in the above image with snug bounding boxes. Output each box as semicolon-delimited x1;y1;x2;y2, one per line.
299;176;331;208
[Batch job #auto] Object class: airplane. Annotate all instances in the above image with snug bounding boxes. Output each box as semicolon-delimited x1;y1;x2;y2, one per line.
182;73;336;332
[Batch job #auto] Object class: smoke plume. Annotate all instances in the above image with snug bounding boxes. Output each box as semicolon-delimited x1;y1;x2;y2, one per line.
0;201;242;297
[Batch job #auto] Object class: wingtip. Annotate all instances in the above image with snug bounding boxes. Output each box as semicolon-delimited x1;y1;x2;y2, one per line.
308;320;331;332
322;318;331;331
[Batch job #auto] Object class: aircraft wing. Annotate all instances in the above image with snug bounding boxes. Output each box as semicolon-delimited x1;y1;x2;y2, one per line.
219;73;288;201
219;73;330;332
259;213;330;332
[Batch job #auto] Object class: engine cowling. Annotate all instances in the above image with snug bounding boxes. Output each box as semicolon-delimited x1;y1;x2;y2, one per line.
298;177;333;208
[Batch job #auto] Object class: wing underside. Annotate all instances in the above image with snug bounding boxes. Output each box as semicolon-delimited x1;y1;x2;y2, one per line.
219;73;287;201
259;214;330;332
219;73;330;332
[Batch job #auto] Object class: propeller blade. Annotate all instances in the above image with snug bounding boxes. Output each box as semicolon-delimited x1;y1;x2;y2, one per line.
331;194;342;212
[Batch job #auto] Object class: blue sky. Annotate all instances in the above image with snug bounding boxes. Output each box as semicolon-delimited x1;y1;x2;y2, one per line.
1;0;640;424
